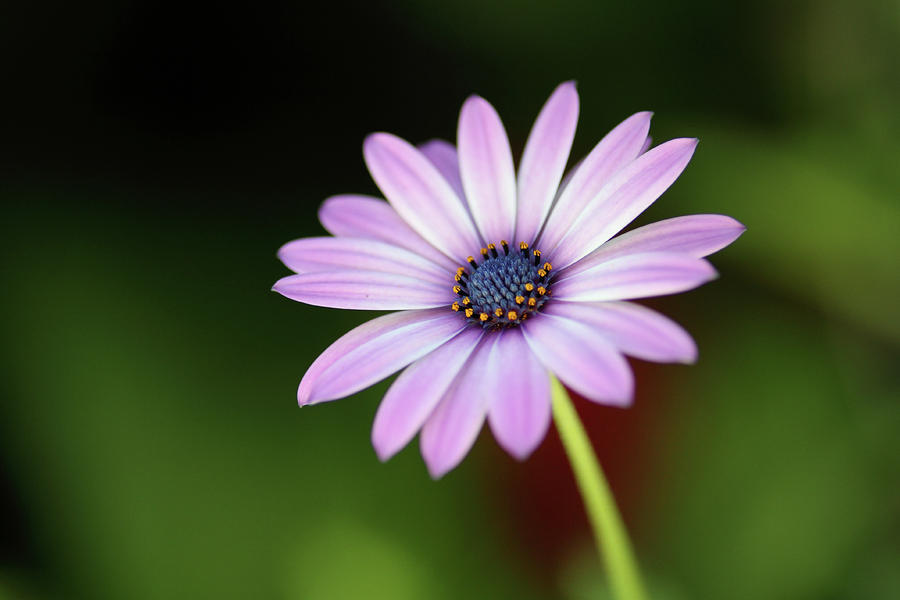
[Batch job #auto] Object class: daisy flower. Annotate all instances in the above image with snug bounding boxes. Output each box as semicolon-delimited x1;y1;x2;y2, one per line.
274;82;744;479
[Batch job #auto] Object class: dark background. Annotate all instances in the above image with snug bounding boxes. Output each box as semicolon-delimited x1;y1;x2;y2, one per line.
2;1;898;598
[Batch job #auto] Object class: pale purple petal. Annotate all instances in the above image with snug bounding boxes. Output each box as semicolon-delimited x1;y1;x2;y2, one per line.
523;313;633;406
550;138;699;269
372;328;483;461
418;139;466;200
559;214;746;281
458;95;517;244
318;195;457;271
486;329;551;460
544;301;697;363
515;81;579;245
297;309;465;405
364;133;481;262
552;252;717;302
538;112;652;252
639;135;653;154
420;333;502;478
556;157;582;199
278;237;449;284
273;271;452;310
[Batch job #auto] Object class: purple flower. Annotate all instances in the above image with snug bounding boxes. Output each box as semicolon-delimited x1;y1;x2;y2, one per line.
274;82;744;478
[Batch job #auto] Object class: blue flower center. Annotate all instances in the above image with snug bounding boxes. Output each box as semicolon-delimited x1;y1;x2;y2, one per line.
451;241;553;329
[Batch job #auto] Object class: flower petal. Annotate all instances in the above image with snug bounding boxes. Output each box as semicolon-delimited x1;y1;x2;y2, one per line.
523;313;633;406
538;111;652;253
639;135;653;154
420;333;503;478
486;329;551;460
318;194;457;271
418;139;465;200
550;138;699;269
544;301;697;363
278;237;450;284
297;309;465;405
458;95;517;244
515;81;579;245
273;271;452;310
552;252;717;302
364;133;481;262
372;327;483;461
556;157;582;199
559;214;746;281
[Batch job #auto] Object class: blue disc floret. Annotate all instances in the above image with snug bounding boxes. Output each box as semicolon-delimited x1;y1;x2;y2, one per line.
450;240;553;329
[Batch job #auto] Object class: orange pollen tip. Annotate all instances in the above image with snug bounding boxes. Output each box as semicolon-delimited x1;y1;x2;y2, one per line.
533;249;541;257
525;283;534;291
494;308;504;317
464;308;474;318
480;247;488;256
537;286;546;295
519;241;528;250
462;297;470;305
452;285;461;294
479;312;489;322
543;262;552;271
451;302;460;311
515;295;525;304
538;269;547;277
454;274;462;282
527;297;537;307
488;243;496;250
508;311;518;320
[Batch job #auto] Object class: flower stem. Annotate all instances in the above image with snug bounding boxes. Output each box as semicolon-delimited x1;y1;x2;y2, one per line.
550;375;648;600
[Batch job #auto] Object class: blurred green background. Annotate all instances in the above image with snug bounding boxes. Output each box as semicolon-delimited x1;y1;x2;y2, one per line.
1;1;898;598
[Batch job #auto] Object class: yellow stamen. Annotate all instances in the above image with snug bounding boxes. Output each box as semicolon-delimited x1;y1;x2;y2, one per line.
479;312;489;322
525;283;534;292
508;310;518;321
543;262;552;272
451;302;460;311
515;295;525;305
537;286;546;295
495;308;504;317
527;297;537;307
452;285;461;294
462;297;470;305
519;241;529;250
538;269;547;278
465;308;474;318
480;247;489;256
533;249;541;258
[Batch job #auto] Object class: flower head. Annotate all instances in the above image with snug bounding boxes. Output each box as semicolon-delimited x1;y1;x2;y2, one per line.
274;82;744;478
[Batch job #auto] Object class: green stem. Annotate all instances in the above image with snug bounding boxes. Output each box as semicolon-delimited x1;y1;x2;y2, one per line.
550;375;648;600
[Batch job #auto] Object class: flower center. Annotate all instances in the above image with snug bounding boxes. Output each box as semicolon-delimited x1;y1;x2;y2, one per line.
451;241;553;329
